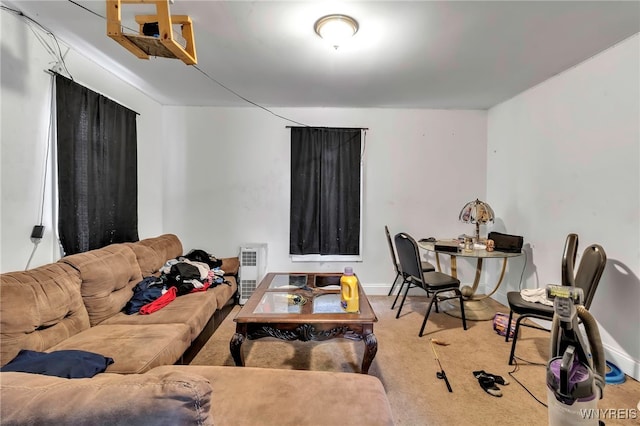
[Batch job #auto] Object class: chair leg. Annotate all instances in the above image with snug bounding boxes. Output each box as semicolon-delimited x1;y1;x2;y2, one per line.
395;279;412;319
457;290;467;330
505;310;514;342
387;272;402;296
508;315;526;365
391;276;407;310
419;295;438;337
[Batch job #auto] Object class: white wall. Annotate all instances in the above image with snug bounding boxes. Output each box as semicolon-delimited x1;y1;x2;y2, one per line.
1;10;164;272
487;34;640;379
160;106;487;293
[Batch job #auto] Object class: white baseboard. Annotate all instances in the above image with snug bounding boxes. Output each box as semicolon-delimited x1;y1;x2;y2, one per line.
603;345;640;382
362;283;426;296
362;283;392;296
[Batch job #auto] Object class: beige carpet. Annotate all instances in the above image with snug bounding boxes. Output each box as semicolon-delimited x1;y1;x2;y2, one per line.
191;296;640;426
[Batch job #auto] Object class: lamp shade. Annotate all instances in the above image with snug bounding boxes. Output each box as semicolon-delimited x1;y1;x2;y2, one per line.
459;199;495;240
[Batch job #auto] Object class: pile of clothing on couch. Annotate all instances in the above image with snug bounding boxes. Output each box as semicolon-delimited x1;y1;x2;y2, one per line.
125;249;230;315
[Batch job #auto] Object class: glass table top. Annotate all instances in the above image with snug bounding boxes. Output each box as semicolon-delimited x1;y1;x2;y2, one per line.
253;292;306;314
312;293;345;313
252;275;355;314
268;274;309;289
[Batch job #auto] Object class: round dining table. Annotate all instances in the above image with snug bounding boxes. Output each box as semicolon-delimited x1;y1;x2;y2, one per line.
418;239;523;321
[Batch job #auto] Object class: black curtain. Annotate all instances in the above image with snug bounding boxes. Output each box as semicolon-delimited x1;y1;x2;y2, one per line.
56;74;138;255
290;127;361;255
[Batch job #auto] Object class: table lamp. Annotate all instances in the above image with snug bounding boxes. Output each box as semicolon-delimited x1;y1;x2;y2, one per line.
459;198;495;242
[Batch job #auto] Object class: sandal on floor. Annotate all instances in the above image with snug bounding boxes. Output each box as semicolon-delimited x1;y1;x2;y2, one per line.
477;376;502;397
473;370;509;386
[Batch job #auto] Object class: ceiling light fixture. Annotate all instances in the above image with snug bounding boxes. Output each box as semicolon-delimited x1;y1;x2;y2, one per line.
314;14;358;49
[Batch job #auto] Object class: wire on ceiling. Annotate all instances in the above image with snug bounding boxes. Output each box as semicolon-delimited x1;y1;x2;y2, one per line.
67;0;311;127
191;65;309;127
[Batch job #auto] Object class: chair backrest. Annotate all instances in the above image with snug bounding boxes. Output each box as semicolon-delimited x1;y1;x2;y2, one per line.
385;226;401;275
394;232;423;286
561;233;579;286
573;244;607;309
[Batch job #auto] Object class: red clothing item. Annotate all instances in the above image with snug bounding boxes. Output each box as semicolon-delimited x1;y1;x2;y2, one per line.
139;287;177;315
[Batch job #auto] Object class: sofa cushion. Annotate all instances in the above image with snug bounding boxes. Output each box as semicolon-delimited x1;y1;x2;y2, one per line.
0;263;90;366
48;323;191;374
0;369;212;426
154;365;395;426
60;244;143;326
101;289;220;342
125;241;163;277
132;234;184;276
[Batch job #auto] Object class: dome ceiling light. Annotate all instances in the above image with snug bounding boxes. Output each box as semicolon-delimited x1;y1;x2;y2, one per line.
314;14;359;49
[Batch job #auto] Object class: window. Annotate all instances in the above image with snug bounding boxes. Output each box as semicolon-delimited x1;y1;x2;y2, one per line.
289;127;363;261
56;74;139;255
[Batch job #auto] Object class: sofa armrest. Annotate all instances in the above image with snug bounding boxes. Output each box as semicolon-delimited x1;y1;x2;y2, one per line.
0;369;212;425
220;257;239;276
151;365;395;426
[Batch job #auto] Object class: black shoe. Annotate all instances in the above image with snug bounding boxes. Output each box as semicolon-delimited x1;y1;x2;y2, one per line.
477;376;502;397
473;370;509;386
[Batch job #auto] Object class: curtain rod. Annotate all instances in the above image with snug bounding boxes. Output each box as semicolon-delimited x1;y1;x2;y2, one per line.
44;69;140;116
286;126;369;130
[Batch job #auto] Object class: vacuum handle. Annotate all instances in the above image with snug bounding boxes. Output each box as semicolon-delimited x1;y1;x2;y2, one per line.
560;345;576;396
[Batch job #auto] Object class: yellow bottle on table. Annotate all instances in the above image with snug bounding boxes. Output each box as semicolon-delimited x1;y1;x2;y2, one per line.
340;267;359;313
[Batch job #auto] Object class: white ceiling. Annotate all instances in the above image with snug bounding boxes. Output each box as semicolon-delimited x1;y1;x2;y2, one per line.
3;0;639;109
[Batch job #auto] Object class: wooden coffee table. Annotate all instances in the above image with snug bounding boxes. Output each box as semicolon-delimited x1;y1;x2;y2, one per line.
230;272;378;374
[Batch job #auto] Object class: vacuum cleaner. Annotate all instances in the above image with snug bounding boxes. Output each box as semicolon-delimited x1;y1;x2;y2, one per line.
546;285;606;426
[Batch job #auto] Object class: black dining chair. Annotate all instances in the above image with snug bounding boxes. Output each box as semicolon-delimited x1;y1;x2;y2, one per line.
385;225;435;297
393;232;467;336
505;233;606;364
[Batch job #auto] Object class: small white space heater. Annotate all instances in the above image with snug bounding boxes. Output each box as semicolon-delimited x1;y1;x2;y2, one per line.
238;243;268;304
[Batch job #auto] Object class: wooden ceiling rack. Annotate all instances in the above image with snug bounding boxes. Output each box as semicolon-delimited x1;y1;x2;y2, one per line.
106;0;197;65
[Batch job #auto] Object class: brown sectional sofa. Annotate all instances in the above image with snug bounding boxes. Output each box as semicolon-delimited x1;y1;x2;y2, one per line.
0;234;395;425
0;234;237;373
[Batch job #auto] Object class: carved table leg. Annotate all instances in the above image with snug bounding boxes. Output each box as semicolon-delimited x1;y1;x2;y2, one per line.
230;332;245;367
361;332;378;374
